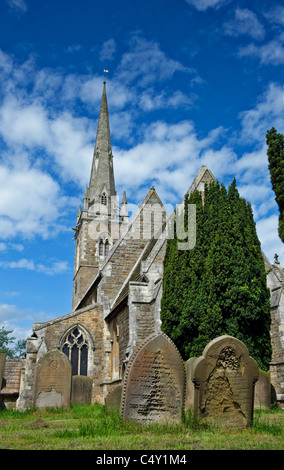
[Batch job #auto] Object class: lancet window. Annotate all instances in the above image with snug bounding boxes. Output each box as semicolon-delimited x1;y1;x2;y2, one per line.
101;192;107;206
98;237;110;257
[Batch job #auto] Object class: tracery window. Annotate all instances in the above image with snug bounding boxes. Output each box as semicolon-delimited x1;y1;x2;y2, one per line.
62;326;89;376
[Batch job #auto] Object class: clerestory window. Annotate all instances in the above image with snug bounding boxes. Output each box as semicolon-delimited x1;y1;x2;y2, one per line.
62;327;89;376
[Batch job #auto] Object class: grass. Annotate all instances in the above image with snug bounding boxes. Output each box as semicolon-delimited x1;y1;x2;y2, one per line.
0;403;283;451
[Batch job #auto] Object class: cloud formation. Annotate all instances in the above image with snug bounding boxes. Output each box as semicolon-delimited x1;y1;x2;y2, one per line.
224;8;265;40
185;0;229;11
0;34;283;266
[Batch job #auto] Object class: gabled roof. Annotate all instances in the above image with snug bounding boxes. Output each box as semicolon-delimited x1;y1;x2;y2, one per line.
74;186;167;311
183;165;216;201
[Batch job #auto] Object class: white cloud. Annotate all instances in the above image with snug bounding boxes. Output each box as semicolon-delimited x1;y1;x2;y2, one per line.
0;96;49;149
264;5;284;26
224;8;265;40
239;83;284;143
185;0;229;12
239;35;284;65
100;39;116;62
6;0;27;12
0;165;76;239
0;258;69;275
116;36;192;88
256;215;284;263
0;242;24;252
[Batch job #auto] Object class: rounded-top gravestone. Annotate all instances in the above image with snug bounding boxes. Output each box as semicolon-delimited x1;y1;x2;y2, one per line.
121;332;185;424
192;335;259;428
34;349;72;409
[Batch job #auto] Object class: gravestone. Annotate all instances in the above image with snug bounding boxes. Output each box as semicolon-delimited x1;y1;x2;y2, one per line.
254;369;271;409
71;375;92;404
0;353;6;409
192;335;259;428
105;384;123;410
121;332;185;424
184;357;197;410
0;353;6;389
34;349;71;409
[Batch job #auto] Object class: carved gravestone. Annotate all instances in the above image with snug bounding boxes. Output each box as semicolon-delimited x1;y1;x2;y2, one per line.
34;350;71;409
71;375;92;404
121;333;185;424
192;336;259;428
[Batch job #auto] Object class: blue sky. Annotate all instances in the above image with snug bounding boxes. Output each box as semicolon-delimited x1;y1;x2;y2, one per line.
0;0;283;342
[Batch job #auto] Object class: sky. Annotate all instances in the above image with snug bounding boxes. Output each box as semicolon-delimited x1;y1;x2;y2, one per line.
0;0;283;343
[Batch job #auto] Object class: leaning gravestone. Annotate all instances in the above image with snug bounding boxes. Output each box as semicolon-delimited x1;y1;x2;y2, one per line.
192;335;259;428
121;332;185;424
34;349;71;409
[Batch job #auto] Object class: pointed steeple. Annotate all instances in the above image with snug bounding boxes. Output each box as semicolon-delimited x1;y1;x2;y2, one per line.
89;82;116;202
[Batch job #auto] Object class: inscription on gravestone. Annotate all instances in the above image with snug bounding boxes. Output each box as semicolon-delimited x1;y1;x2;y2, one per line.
121;333;185;424
192;335;259;428
34;349;71;409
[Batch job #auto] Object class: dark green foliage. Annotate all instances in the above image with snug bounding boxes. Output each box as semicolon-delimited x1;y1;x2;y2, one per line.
266;127;284;243
161;179;271;370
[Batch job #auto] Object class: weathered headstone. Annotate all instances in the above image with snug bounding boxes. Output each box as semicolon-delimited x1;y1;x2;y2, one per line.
254;369;271;409
0;353;6;409
105;384;123;410
184;357;197;410
192;335;259;428
34;349;71;409
0;353;6;390
71;375;92;404
121;332;185;424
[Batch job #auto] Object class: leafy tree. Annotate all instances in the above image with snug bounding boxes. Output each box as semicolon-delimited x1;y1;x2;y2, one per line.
266;127;284;243
161;179;271;370
0;326;26;358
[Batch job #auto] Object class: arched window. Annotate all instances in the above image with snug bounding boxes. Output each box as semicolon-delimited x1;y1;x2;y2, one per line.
99;239;104;256
61;326;89;376
112;321;119;379
101;192;107;206
98;238;111;257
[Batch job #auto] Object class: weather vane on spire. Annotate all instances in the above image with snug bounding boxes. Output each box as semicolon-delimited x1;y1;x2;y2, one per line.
104;69;109;80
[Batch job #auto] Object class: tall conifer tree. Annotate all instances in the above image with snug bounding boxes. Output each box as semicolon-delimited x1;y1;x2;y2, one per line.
266;127;284;243
161;180;271;370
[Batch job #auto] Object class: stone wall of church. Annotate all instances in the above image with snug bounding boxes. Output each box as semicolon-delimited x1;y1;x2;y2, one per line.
72;217;99;310
19;305;107;408
270;300;284;404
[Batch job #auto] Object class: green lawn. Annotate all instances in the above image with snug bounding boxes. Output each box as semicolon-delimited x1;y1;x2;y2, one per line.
0;403;283;451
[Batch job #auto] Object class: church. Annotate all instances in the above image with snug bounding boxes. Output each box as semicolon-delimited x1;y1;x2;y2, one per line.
1;82;283;409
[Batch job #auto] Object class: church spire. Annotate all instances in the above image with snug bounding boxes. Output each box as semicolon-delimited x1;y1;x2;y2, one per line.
89;81;116;201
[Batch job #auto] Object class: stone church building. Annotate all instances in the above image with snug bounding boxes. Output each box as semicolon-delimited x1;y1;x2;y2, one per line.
1;83;284;409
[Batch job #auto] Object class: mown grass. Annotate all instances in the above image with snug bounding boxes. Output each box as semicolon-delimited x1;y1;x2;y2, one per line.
0;403;283;451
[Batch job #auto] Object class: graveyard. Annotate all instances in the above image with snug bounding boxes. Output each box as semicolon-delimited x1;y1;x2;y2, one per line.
0;333;283;451
0;402;282;450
